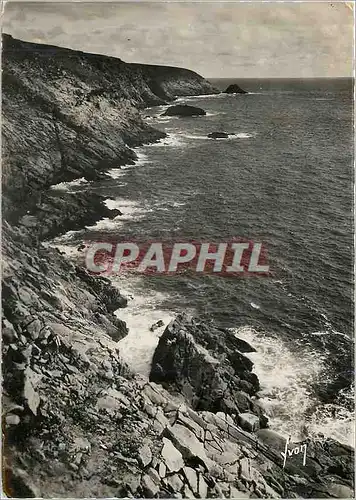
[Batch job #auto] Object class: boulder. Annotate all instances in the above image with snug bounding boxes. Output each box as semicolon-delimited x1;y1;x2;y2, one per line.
166;473;184;493
162;105;206;117
23;367;41;416
158;462;166;478
183;467;198;495
161;437;184;472
150;320;164;332
224;84;248;94
5;414;21;426
164;423;209;466
238;413;260;433
197;474;208;498
256;429;287;452
141;474;160;497
138;443;152;467
208;132;229;139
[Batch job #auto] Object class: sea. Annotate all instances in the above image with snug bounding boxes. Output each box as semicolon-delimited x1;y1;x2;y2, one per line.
50;78;354;447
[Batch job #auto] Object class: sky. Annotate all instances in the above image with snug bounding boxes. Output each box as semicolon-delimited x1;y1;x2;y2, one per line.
2;1;354;78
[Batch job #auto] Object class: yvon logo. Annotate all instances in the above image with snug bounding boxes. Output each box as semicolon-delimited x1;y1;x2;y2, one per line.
85;239;271;277
280;436;308;468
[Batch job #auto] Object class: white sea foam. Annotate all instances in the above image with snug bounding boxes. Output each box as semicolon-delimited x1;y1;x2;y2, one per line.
206;112;225;117
234;325;354;446
154;115;179;123
50;177;89;191
175;93;224;101
107;168;125;179
206;132;254;140
310;330;352;341
107;151;151;178
86;199;144;231
42;229;83;258
307;385;354;447
115;277;175;377
175;132;254;141
230;133;254;139
180;134;209;140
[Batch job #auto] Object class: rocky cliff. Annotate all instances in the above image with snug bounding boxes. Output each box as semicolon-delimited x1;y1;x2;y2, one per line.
1;35;354;498
2;33;218;222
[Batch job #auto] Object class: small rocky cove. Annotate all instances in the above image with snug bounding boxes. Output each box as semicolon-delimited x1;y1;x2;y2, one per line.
2;35;354;498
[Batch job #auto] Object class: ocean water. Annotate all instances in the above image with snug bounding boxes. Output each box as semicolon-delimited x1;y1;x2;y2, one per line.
52;78;354;445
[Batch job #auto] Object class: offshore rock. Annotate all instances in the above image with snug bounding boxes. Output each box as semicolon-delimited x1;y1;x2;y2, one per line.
208;132;229;139
162;104;206;117
224;83;248;94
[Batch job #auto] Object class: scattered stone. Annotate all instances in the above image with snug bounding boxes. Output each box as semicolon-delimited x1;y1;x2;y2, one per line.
23;367;41;415
167;473;184;492
74;452;83;465
165;424;209;467
5;414;21;425
320;483;354;498
183;484;196;498
150;320;164;332
26;318;42;340
2;319;17;342
183;467;198;495
238;413;260;433
72;437;91;453
178;410;204;440
139;443;153;467
147;467;161;485
161;437;184;472
142;474;160;497
67;364;79;374
158;462;166;478
197;473;208;498
230;485;250;498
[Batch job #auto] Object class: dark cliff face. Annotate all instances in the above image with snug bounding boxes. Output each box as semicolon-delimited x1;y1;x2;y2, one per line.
1;34;218;221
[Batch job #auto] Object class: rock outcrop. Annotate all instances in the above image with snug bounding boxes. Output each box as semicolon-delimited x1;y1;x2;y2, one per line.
224;84;248;94
3;288;354;497
150;314;267;428
162;105;206;117
208;132;230;139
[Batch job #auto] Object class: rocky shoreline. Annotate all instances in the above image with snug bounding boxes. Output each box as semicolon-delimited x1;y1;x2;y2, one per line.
2;35;354;498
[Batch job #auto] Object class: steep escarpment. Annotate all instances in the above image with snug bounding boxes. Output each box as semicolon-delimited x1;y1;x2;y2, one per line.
2;35;354;498
2;33;218;220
